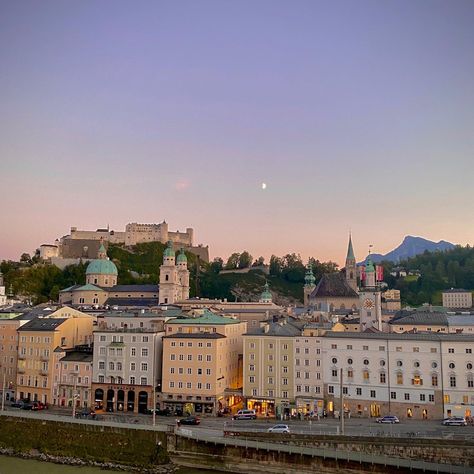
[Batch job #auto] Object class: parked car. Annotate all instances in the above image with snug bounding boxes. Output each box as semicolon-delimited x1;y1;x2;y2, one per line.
10;400;26;409
233;409;257;420
75;409;96;420
267;424;290;434
376;415;400;424
179;416;200;426
21;401;34;410
442;417;467;426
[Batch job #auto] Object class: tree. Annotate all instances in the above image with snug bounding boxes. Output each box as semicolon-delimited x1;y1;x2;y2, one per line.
225;253;240;270
210;257;224;273
252;256;265;267
20;253;32;265
269;255;282;276
238;251;253;269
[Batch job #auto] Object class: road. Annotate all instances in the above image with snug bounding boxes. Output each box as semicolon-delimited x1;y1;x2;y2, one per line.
2;405;474;439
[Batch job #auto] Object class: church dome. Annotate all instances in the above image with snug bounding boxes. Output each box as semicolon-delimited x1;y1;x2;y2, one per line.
86;259;118;276
177;249;187;263
164;241;175;258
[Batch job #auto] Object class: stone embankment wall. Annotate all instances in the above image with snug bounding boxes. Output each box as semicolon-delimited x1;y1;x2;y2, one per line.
236;432;474;467
0;416;169;469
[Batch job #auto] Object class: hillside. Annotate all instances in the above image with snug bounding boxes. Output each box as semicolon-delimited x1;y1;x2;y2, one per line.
365;236;455;264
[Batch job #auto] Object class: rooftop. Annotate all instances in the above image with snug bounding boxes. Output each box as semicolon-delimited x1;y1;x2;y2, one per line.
324;331;474;342
166;309;240;325
443;288;471;293
163;332;226;339
310;273;359;299
60;350;93;363
18;318;67;332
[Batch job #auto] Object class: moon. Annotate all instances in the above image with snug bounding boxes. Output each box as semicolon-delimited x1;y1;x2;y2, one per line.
261;182;267;190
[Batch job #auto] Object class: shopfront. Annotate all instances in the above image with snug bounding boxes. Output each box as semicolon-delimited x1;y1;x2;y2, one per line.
247;398;275;417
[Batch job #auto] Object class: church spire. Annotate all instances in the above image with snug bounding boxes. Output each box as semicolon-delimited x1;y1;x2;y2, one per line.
346;233;355;261
345;233;358;292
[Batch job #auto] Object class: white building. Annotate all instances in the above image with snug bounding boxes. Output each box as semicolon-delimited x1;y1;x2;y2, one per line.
158;242;190;305
443;289;473;309
0;272;7;307
91;311;167;413
323;331;474;420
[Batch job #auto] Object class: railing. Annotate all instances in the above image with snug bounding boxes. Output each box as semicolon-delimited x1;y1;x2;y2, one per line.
174;428;473;474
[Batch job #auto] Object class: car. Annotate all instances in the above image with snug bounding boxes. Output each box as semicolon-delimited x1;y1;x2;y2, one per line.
233;409;257;420
75;409;96;420
442;417;467;426
267;424;290;434
179;416;200;426
376;415;400;424
21;402;34;410
10;400;26;409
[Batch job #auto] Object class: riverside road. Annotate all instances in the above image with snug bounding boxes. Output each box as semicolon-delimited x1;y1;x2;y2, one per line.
2;405;474;440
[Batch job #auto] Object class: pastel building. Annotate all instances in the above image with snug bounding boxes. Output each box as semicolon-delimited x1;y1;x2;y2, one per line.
160;311;246;415
442;289;473;309
16;307;94;404
91;311;166;413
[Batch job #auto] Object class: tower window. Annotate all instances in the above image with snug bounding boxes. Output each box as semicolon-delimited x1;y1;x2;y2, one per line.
165;275;169;281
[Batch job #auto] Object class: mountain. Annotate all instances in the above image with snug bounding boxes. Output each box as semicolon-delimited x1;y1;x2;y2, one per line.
363;236;455;264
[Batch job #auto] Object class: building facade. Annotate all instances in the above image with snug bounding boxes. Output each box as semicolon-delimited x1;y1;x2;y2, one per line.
16;307;94;404
91;311;165;413
160;311;246;415
443;289;473;309
323;331;474;420
158;242;190;305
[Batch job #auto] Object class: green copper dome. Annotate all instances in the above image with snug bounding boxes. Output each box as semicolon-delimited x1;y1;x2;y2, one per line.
260;282;272;301
164;241;175;258
86;258;118;276
304;264;316;286
365;255;375;273
176;248;187;263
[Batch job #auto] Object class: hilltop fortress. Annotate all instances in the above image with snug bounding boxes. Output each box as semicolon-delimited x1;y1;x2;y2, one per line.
40;221;209;268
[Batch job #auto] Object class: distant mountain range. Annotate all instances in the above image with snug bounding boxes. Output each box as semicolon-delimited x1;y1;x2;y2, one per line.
362;236;455;264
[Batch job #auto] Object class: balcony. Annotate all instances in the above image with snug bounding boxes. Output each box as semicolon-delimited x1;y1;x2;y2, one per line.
40;369;49;376
17;354;26;360
40;355;49;362
17;367;25;374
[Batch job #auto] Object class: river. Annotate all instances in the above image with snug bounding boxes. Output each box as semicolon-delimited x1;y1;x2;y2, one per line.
0;455;223;473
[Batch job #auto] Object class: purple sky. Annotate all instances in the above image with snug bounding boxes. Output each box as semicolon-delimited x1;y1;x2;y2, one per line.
1;0;473;265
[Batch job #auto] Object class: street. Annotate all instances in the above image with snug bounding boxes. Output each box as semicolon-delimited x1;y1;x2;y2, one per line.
3;404;474;440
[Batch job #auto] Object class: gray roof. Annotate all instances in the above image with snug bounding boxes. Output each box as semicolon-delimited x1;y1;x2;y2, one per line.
163;333;226;339
323;331;474;342
443;289;470;293
389;311;448;326
245;318;303;337
100;310;165;318
105;297;158;307
109;284;158;293
310;273;358;299
60;351;93;363
447;315;474;326
18;318;67;331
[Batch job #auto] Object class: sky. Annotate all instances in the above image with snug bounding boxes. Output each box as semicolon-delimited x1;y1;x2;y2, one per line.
1;0;473;266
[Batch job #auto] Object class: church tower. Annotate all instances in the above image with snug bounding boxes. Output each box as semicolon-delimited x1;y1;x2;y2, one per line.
345;234;358;292
0;272;6;307
176;248;190;301
359;253;382;331
303;263;316;306
159;241;180;305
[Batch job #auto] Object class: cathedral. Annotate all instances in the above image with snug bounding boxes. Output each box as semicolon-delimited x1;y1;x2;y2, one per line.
59;241;189;307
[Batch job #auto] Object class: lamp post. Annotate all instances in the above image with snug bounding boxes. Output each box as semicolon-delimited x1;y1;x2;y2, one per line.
72;375;78;419
340;368;344;435
1;368;6;411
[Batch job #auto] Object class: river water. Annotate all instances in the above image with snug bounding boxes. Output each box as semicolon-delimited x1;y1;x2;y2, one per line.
0;455;223;473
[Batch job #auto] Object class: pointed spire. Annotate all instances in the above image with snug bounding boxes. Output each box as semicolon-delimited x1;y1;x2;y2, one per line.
98;242;107;259
346;233;355;260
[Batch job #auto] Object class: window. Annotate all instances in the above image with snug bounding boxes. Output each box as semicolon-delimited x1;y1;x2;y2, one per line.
363;370;370;381
328;386;334;394
420;394;426;401
431;348;437;353
100;336;106;342
404;393;410;401
249;364;255;371
252;389;258;396
450;376;456;387
98;375;104;383
131;348;136;356
467;348;472;354
448;348;454;354
282;378;288;385
380;373;386;383
268;377;274;384
249;376;255;383
332;370;338;377
412;375;422;385
283;366;288;373
206;368;211;375
346;345;352;350
370;390;376;398
169;381;175;388
187;368;192;375
363;359;369;365
444;394;450;403
99;347;106;356
414;361;420;368
347;358;353;365
363;345;368;351
432;375;438;387
109;362;115;370
205;383;211;390
356;388;362;395
206;355;211;362
379;346;385;351
170;354;175;361
468;376;474;388
141;348;148;357
98;361;105;370
116;362;122;371
449;363;455;369
390;392;396;400
413;347;419;352
396;346;402;352
396;360;403;367
332;357;338;364
468;363;473;370
429;394;434;402
342;387;348;395
331;344;337;349
347;369;353;378
397;373;403;385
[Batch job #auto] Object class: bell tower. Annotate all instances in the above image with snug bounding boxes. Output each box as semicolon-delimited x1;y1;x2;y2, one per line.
345;233;358;292
303;263;316;306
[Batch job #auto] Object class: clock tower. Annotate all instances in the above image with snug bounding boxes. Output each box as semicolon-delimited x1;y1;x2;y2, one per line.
359;254;382;331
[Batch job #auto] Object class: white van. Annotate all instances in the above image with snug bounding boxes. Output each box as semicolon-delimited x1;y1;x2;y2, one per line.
233;409;257;420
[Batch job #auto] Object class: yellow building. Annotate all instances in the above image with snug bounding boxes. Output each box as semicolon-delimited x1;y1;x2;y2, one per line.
243;316;303;418
16;307;94;404
161;310;246;415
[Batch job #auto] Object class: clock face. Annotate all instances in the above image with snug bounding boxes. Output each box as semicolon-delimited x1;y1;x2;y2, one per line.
363;298;375;309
